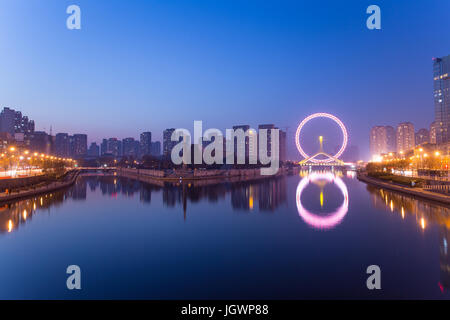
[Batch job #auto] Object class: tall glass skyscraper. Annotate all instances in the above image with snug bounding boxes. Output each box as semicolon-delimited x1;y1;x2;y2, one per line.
433;55;450;144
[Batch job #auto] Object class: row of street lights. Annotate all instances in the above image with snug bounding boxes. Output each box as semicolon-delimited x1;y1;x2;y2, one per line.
0;146;77;177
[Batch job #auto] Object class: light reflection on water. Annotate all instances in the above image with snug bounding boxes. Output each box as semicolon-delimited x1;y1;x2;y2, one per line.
296;171;349;230
365;183;450;291
0;171;449;299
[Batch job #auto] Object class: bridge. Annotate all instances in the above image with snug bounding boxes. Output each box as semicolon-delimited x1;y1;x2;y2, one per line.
298;136;346;167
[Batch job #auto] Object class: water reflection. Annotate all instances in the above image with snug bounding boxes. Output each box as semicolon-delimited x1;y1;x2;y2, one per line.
2;172;450;298
366;185;450;290
296;171;349;230
0;175;287;233
440;228;450;290
366;185;450;229
0;190;67;234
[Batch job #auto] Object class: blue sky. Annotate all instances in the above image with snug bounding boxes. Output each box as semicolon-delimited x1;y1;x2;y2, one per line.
0;0;449;159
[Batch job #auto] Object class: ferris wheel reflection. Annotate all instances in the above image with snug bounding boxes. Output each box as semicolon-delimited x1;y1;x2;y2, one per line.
296;171;349;230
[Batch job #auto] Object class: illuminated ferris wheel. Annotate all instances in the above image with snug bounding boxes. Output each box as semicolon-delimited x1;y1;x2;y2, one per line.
295;113;348;165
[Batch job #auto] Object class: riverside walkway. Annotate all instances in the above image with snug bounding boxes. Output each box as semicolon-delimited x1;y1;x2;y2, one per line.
357;172;450;205
0;170;80;203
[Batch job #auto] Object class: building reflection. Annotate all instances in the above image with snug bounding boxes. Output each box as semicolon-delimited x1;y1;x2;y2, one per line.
231;178;286;212
0;175;287;233
0;191;66;234
366;185;450;290
296;170;349;230
366;185;450;229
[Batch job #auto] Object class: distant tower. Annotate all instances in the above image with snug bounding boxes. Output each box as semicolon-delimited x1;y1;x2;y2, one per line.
319;136;324;152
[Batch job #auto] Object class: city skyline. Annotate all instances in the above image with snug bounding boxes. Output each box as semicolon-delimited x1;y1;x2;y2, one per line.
1;1;450;160
0;101;444;162
369;53;450;159
0;105;291;163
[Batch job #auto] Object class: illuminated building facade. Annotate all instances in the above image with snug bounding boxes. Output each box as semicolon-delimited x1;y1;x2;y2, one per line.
396;122;415;153
415;128;430;146
163;128;177;157
140;132;152;157
55;133;71;157
122;137;140;158
386;125;397;152
433;55;450;144
0;107;35;136
370;126;387;157
71;134;88;158
430;121;438;144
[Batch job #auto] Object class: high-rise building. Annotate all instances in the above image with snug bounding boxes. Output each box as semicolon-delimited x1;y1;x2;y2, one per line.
27;131;52;154
71;134;88;158
151;141;161;156
433;55;450;144
140;132;152;157
258;124;275;160
122;138;140;158
0;132;13;152
163;128;176;157
279;129;287;162
0;107;35;135
430;121;438;144
117;140;123;157
232;125;250;161
16;115;34;134
101;139;108;156
396;122;415;153
88;142;100;157
55;133;71;157
415;128;430;146
370;126;387;156
0;107;15;135
107;138;121;157
385;126;396;152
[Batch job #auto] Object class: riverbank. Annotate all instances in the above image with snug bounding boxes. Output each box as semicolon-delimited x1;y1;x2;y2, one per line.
0;170;80;204
357;172;450;205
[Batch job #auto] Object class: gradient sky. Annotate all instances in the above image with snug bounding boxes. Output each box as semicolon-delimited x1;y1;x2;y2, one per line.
0;0;449;159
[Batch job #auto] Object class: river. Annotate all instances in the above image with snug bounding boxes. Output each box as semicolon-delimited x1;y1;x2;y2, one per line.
0;171;449;299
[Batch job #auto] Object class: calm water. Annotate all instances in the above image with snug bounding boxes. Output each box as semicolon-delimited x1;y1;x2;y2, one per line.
0;171;449;299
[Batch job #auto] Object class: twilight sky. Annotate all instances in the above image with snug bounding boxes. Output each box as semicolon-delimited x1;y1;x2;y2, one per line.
0;0;449;160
